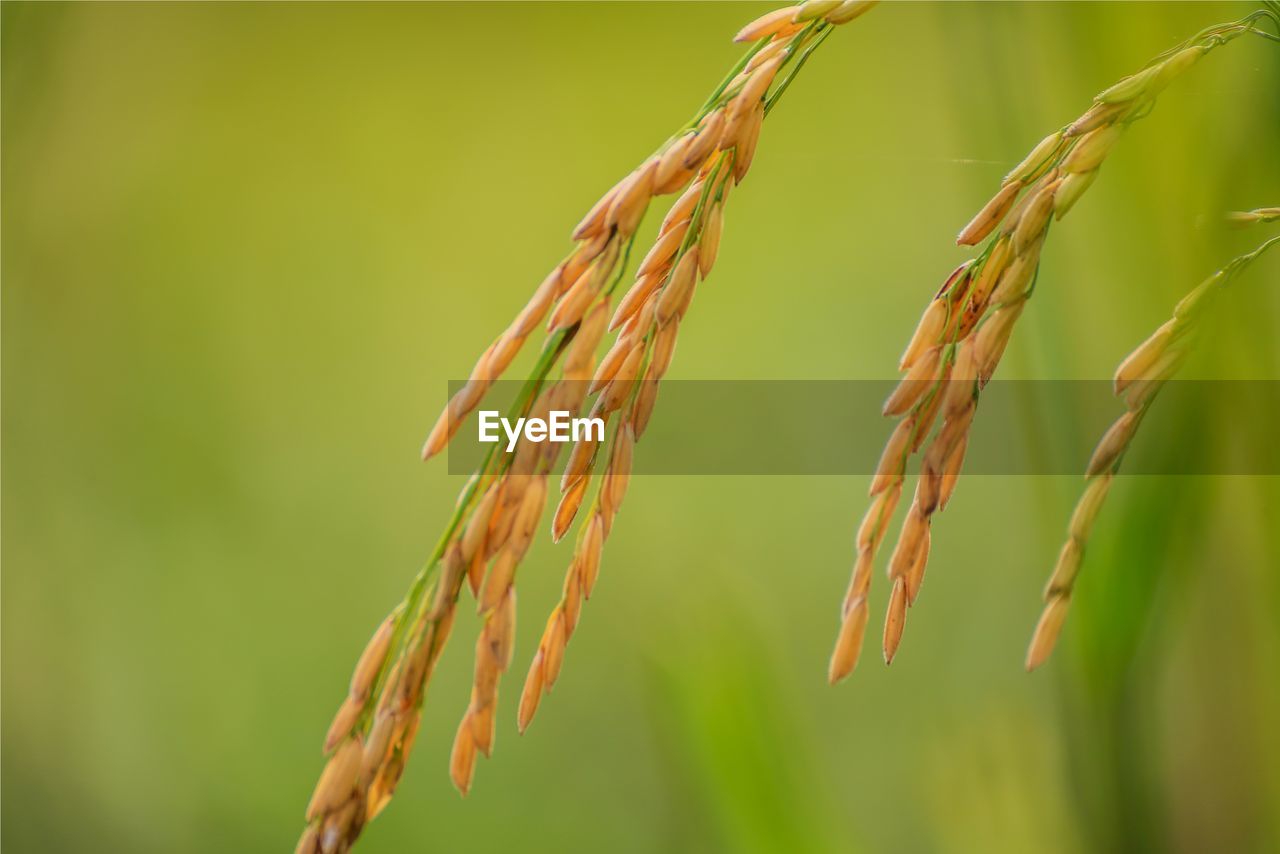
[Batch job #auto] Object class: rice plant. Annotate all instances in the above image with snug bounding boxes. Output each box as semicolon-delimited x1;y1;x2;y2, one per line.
300;3;1280;851
1027;222;1280;670
299;4;878;851
828;4;1280;681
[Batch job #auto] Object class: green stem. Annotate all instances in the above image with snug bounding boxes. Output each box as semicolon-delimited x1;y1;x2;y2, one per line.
388;327;575;665
766;22;830;116
685;38;769;130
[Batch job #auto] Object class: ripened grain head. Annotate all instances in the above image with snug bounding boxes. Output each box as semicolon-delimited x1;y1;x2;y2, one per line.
315;4;893;845
830;10;1255;687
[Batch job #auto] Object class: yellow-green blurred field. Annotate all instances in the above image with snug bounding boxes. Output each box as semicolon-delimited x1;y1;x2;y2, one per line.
4;2;1279;852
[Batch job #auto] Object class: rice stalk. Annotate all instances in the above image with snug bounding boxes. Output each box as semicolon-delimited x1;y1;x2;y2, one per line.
829;8;1278;682
517;0;881;735
300;4;878;850
1026;227;1279;670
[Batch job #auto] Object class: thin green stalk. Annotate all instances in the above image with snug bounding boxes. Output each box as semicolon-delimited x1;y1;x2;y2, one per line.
376;326;577;709
766;22;831;115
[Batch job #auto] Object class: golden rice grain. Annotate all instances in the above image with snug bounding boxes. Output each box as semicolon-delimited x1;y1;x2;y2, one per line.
734;6;802;43
654;134;695;190
599;345;646;413
542;610;567;687
937;436;967;510
899;299;948;371
795;0;844;22
656;248;701;327
903;525;931;604
1062;125;1123;173
827;596;868;683
1227;206;1280;227
1113;319;1177;394
323;698;363;755
603;425;635;512
590;338;639;394
306;736;363;822
1085;410;1141;476
882;577;908;664
1094;65;1163;104
882;345;942;416
683;114;725;170
886;504;928;583
1012;182;1058;255
649;321;680;380
1064;100;1130;138
552;476;589;543
1003;130;1063;186
733;102;766;182
606;159;657;234
1068;474;1114;542
1052;168;1097;219
449;718;477;796
1025;594;1070;672
956;182;1021;246
870;418;913;497
858;483;901;552
350;617;396;700
699;204;725;276
824;0;878;25
579;514;605;598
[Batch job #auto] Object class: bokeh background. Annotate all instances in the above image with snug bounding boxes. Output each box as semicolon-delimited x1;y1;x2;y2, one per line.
4;2;1280;852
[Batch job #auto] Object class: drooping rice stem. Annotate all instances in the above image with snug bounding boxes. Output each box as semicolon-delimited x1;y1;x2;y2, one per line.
1026;228;1279;670
300;4;880;851
829;7;1280;682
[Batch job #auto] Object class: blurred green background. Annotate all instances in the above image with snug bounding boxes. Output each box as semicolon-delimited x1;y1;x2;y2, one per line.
4;2;1279;852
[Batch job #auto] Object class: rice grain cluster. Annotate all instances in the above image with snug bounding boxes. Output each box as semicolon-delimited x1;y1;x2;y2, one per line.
299;4;878;851
828;11;1272;682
